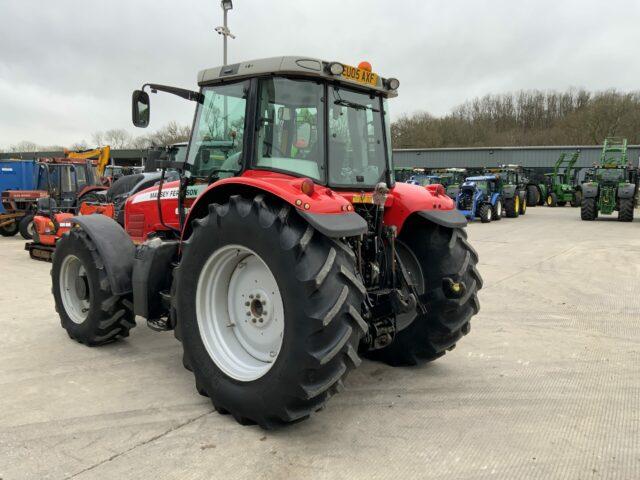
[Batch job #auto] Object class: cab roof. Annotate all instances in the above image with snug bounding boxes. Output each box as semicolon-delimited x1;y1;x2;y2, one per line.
198;56;398;97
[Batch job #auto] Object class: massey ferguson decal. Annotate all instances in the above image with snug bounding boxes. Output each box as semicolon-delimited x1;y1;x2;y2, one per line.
130;185;205;204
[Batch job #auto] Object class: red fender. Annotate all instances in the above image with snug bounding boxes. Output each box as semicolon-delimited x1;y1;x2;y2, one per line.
183;170;353;238
384;182;456;234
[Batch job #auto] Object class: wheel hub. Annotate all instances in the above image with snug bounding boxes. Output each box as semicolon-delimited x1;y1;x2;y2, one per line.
74;275;89;300
196;245;285;382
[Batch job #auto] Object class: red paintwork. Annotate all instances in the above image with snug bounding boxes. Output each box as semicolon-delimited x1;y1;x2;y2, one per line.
33;212;74;246
79;202;115;218
124;170;453;242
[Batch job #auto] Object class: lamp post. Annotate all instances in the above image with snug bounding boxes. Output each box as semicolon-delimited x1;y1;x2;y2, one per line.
215;0;235;66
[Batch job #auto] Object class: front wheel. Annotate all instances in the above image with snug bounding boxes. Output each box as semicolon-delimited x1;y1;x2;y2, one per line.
571;191;582;207
19;214;35;240
365;221;482;366
479;204;492;223
52;229;136;345
175;195;366;428
491;199;502;220
547;193;557;207
581;197;597;221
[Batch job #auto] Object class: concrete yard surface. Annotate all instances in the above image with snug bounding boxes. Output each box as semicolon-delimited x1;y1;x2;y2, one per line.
1;207;639;479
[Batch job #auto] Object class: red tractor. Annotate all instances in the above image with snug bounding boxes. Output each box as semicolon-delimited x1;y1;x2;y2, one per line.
50;57;482;428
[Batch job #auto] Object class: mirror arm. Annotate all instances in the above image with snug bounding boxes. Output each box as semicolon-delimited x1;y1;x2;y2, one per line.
142;83;203;103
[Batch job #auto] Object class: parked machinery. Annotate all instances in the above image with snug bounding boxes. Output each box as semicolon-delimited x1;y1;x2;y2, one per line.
407;168;467;199
1;158;106;239
541;151;582;207
48;57;483;428
455;175;502;223
486;165;527;217
581;137;638;221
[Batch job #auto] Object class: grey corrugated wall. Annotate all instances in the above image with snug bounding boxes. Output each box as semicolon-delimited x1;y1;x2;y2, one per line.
393;146;640;170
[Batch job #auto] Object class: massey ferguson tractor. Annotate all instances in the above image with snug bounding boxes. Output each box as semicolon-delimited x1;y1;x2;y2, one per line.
49;57;482;428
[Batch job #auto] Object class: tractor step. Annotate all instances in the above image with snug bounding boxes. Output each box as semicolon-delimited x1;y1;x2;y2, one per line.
25;242;54;262
146;318;173;332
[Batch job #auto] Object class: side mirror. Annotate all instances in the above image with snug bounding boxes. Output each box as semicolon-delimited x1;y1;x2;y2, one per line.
132;90;150;128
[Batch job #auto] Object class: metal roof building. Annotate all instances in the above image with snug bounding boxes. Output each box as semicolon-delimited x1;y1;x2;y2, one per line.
393;145;640;170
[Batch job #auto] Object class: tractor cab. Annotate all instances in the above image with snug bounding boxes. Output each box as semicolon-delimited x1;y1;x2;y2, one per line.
132;57;399;199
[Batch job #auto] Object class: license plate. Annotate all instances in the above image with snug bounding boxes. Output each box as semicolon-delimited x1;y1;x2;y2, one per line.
341;65;378;86
351;193;373;204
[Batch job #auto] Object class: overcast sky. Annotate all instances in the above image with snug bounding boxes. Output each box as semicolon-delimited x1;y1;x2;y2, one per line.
1;0;639;148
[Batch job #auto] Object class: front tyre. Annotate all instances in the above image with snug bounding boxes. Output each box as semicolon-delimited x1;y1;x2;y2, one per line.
618;198;634;222
175;195;366;428
366;221;482;366
491;199;502;220
479;204;492;223
52;229;136;345
0;221;19;237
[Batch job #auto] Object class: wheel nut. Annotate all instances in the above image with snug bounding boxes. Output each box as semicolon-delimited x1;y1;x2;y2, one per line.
256;294;261;299
269;351;276;358
245;301;250;306
252;318;257;323
259;318;264;323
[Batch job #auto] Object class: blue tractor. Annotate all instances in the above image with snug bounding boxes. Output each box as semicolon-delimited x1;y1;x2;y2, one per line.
455;175;503;223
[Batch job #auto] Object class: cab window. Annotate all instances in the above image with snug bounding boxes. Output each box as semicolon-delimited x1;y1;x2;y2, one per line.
255;77;325;182
187;81;248;178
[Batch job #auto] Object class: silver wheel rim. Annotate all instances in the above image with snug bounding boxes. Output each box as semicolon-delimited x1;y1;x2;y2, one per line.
27;221;34;237
487;207;492;220
196;244;285;382
496;201;502;217
59;255;91;324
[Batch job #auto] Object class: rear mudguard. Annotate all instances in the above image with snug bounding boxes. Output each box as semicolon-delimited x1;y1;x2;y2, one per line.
183;171;365;240
582;183;598;199
70;215;135;295
380;182;466;232
617;183;636;199
78;185;108;199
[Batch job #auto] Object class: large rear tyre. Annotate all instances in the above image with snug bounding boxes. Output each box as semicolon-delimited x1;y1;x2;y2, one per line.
519;193;527;215
365;222;481;366
19;214;35;240
504;196;520;218
618;198;634;222
0;221;19;237
581;197;597;221
175;195;366;428
52;229;136;345
526;185;539;206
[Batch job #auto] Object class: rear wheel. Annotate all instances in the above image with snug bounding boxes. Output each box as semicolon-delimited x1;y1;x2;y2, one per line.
365;222;481;366
0;221;19;237
519;193;527;215
526;185;539;206
175;195;366;428
504;196;520;218
19;214;35;240
479;204;492;223
581;197;597;221
52;229;136;345
618;198;634;222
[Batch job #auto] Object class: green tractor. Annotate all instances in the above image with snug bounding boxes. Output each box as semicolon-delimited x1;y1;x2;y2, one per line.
486;165;528;216
581;137;638;222
540;151;582;207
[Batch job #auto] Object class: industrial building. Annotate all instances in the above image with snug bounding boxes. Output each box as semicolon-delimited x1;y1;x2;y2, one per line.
394;145;640;170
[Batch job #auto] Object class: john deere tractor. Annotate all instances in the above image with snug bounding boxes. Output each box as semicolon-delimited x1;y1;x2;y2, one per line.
542;151;582;207
48;57;482;428
486;165;527;217
581;137;638;221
